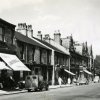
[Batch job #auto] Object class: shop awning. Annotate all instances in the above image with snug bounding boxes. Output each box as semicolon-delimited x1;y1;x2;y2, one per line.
84;70;93;75
0;53;30;71
64;69;76;75
0;62;11;70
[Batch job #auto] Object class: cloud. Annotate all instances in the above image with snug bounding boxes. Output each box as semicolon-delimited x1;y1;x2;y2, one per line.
0;0;44;13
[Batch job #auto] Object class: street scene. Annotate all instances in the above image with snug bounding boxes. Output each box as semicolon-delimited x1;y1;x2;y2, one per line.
0;0;100;100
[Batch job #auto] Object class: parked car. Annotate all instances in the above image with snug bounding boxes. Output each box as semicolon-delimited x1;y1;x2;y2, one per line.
25;75;49;92
79;78;89;85
94;76;99;83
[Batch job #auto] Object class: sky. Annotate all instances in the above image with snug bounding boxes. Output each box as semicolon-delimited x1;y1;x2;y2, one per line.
0;0;100;57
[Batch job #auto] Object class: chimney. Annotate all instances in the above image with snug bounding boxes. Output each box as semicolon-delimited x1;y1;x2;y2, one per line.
43;34;51;43
37;31;42;40
27;25;33;38
54;30;61;45
17;23;27;36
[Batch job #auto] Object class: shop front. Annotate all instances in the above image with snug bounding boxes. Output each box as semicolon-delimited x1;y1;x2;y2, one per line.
0;53;30;89
79;66;93;84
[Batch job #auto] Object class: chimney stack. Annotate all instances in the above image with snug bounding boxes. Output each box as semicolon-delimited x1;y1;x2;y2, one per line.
54;30;61;45
17;23;27;36
17;23;33;38
37;31;42;40
43;34;51;43
27;25;33;38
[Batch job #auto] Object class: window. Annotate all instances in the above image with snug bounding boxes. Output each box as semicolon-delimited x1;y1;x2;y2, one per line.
4;29;12;44
0;27;3;41
18;43;25;60
34;67;40;75
27;46;35;63
41;50;47;64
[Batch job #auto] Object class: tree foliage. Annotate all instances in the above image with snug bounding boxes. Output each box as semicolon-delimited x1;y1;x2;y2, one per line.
94;57;100;75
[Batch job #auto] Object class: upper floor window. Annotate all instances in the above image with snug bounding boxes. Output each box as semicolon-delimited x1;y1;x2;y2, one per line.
0;27;3;41
4;29;12;44
27;46;35;63
41;50;47;64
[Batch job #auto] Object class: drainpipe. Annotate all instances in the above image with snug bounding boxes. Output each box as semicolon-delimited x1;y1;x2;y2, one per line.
51;50;55;85
69;57;70;71
68;57;71;79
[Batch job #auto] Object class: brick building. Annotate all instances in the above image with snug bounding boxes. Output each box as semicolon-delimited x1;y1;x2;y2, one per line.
15;23;52;82
0;19;30;89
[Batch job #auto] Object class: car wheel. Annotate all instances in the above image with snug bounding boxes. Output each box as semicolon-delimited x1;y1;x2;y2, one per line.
46;87;48;91
28;89;31;92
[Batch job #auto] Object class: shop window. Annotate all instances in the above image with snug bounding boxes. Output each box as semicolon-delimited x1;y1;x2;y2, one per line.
34;67;40;75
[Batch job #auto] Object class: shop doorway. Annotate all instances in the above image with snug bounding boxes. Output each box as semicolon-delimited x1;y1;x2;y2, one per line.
34;67;41;75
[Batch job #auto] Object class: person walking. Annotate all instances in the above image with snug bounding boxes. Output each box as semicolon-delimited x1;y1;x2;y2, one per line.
68;77;71;84
58;77;62;87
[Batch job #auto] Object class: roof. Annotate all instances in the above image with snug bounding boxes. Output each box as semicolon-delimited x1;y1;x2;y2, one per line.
15;32;51;50
61;37;70;49
0;18;16;28
74;44;83;55
33;37;69;55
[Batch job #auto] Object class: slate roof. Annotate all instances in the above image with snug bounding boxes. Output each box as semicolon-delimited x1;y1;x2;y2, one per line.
15;31;69;55
0;18;16;28
61;37;70;49
15;32;51;50
74;44;83;55
33;37;69;55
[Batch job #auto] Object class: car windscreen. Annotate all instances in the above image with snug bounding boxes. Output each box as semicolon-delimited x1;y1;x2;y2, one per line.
33;76;37;79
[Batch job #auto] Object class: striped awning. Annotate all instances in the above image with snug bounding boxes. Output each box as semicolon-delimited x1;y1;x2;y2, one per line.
84;70;93;75
64;69;76;75
0;53;30;71
0;62;11;70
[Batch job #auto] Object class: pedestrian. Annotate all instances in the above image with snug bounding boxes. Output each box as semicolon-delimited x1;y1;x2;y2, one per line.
58;77;62;86
68;77;71;84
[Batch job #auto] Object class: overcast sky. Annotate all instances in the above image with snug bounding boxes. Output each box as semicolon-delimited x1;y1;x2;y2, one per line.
0;0;100;57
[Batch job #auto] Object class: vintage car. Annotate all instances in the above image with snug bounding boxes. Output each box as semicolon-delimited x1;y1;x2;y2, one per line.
78;78;89;85
25;75;49;92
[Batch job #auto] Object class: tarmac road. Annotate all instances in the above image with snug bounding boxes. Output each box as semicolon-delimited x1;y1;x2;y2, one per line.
0;83;100;100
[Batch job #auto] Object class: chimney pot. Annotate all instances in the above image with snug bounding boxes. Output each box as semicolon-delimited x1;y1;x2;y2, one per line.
37;31;42;40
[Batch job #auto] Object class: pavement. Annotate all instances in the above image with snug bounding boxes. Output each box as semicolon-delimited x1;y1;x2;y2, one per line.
0;81;95;96
0;84;73;96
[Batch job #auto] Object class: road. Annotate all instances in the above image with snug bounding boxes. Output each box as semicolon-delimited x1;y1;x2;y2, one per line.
0;83;100;100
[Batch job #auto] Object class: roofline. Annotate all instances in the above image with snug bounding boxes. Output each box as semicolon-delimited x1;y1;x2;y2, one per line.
33;36;70;56
29;36;52;50
0;18;16;27
15;31;52;50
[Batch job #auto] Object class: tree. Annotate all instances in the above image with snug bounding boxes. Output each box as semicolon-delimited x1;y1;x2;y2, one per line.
94;55;100;76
